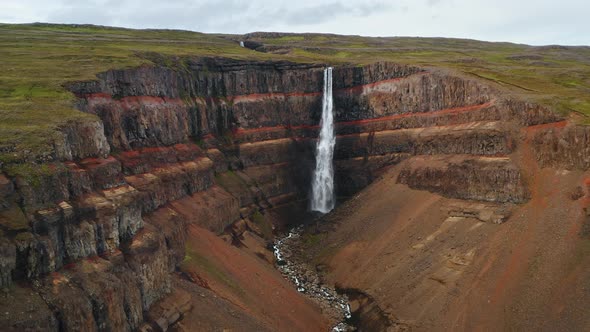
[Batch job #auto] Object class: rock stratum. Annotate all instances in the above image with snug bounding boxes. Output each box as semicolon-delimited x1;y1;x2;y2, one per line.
1;55;589;331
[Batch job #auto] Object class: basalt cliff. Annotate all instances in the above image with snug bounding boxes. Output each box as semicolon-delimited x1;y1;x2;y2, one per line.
1;53;590;331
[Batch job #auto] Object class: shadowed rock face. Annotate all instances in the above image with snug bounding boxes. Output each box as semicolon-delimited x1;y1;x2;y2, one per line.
68;61;426;149
532;122;590;170
397;155;530;203
0;56;578;330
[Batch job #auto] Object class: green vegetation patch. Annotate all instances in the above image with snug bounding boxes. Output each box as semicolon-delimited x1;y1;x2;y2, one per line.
244;33;590;121
0;23;269;164
301;232;326;246
251;210;273;240
4;162;65;188
181;242;244;296
2;24;590;165
0;206;30;232
214;170;250;194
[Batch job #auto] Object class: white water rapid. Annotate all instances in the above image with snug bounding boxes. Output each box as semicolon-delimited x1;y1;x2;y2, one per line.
273;226;353;331
311;67;336;213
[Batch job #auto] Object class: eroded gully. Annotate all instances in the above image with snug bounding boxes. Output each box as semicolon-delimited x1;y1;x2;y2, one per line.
273;225;354;331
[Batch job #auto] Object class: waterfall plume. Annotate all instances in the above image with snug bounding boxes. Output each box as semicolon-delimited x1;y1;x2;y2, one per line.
311;67;335;213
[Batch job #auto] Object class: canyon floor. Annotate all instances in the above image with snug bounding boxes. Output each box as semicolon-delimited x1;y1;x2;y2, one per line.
296;157;590;331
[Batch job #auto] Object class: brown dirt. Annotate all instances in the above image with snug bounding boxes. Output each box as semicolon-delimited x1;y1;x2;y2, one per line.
178;224;330;331
169;277;272;332
306;156;590;331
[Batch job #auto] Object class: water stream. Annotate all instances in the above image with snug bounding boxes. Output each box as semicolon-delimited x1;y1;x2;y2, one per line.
311;67;336;214
273;226;353;331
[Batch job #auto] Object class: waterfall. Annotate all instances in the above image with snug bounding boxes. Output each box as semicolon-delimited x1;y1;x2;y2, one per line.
311;67;336;213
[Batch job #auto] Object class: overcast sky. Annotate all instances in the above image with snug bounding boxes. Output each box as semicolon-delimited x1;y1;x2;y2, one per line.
1;0;589;46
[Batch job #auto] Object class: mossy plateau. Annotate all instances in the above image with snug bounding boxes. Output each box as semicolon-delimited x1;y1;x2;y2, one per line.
0;23;268;164
1;23;589;166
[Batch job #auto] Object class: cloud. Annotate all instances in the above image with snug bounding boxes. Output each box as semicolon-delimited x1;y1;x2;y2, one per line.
0;0;589;45
277;2;393;26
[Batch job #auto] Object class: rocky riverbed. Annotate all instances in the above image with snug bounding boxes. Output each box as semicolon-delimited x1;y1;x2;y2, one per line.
273;226;354;331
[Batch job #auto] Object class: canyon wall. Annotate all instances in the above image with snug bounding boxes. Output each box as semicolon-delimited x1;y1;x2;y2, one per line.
0;56;571;330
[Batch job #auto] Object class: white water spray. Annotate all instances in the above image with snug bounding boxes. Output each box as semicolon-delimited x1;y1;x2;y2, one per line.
311;67;336;213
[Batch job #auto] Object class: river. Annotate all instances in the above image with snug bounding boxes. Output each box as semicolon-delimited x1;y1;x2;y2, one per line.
273;225;354;331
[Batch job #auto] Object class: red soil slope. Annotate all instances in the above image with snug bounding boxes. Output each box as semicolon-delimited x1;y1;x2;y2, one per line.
178;224;330;331
307;159;590;331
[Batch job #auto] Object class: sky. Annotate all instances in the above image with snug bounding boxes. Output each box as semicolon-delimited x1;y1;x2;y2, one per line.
1;0;589;46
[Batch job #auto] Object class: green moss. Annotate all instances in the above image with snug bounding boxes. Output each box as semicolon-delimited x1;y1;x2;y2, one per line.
4;163;64;188
193;138;206;149
246;33;590;121
265;35;305;43
215;170;238;186
0;23;265;163
251;210;263;223
181;244;244;296
302;232;325;246
0;206;30;232
14;231;34;242
251;210;273;240
215;170;243;189
2;23;590;164
220;130;235;146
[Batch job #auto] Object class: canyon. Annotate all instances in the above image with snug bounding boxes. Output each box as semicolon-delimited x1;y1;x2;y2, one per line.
1;49;590;332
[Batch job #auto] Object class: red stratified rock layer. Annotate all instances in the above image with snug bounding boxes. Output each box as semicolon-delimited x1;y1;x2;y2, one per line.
233;101;495;139
76;72;430;104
